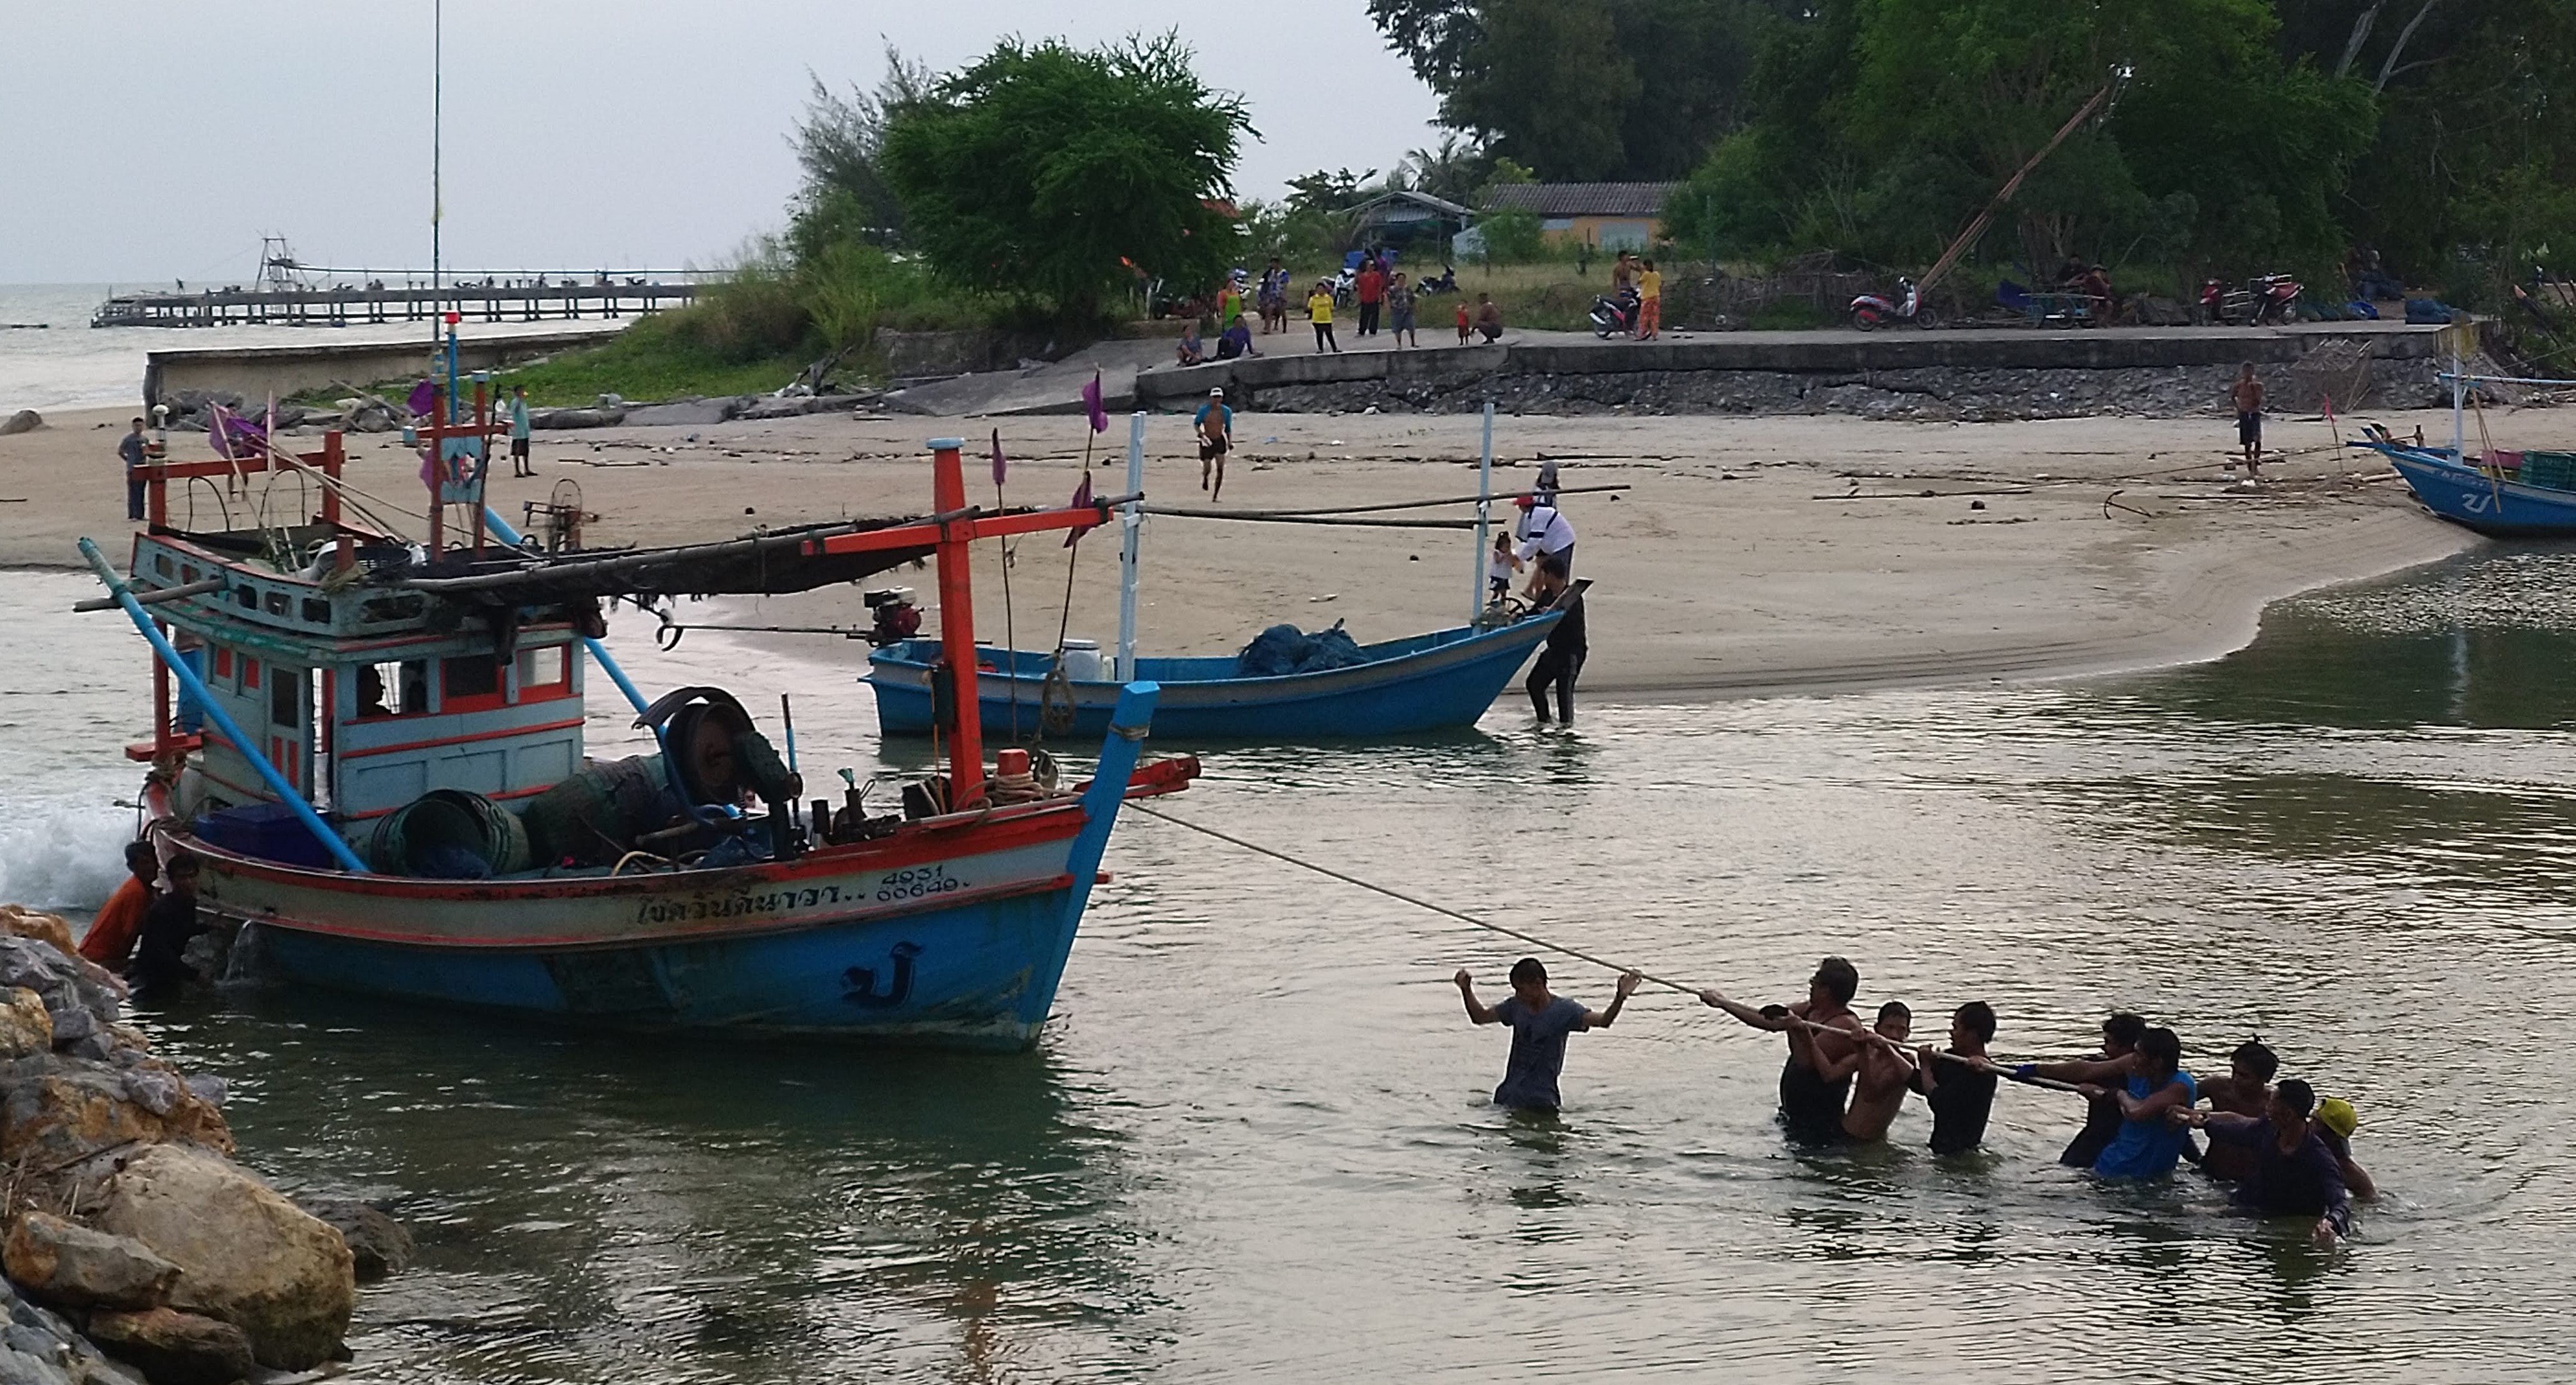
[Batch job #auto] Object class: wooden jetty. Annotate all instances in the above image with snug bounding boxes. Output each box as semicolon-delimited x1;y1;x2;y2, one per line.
93;278;699;330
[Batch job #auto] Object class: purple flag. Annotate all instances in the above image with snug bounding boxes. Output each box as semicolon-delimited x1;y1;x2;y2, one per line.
1080;371;1107;434
1063;472;1098;547
990;428;1007;488
208;404;267;461
405;378;436;418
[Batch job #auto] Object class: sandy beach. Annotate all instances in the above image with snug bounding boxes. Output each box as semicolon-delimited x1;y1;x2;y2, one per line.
0;400;2509;698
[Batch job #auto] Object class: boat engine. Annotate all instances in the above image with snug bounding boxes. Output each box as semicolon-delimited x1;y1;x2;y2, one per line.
864;587;921;646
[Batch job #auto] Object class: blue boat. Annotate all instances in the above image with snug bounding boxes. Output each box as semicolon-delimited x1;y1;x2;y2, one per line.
86;412;1196;1049
868;607;1571;741
2366;439;2576;537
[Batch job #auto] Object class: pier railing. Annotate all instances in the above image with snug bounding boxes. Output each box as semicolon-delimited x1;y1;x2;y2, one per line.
92;281;698;329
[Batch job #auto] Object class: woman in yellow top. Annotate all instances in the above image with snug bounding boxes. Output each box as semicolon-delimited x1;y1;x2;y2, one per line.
1637;258;1663;339
1307;283;1340;353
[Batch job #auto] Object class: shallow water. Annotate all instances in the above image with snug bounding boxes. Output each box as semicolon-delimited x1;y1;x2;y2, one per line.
6;554;2575;1381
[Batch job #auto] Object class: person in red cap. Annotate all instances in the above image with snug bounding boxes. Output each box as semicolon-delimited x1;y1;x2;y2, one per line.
1513;493;1575;587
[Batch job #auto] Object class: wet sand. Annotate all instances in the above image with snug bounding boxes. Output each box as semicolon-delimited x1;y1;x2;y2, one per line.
0;402;2504;697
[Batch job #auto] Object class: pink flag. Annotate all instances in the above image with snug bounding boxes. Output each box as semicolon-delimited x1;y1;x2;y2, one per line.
990;428;1007;488
1080;370;1108;434
1063;472;1098;547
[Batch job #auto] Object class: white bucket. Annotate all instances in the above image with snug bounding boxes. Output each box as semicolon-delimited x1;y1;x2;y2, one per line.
1058;639;1103;683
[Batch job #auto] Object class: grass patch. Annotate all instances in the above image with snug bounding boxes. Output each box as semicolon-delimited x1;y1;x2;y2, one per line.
494;315;811;407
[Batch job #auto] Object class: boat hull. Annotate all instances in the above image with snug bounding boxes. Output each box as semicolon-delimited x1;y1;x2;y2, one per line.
2385;447;2576;537
867;615;1563;740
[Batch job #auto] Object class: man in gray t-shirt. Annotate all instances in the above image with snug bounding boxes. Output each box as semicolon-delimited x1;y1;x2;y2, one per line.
1455;957;1640;1111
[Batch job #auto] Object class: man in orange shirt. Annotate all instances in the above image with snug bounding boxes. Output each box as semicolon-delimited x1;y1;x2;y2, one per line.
80;840;161;968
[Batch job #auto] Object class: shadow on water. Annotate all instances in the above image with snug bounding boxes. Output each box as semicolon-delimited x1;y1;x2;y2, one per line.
132;985;1164;1384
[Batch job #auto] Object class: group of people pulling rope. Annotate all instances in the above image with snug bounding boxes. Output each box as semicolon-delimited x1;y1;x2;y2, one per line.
1137;805;2372;1248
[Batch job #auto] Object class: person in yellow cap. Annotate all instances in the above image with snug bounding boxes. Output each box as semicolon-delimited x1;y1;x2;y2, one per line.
2314;1097;2377;1200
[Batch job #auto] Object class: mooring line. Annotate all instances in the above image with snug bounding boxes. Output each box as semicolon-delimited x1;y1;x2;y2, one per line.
1126;802;2078;1091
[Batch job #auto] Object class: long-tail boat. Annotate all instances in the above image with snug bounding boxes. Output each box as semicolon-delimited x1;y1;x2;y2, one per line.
79;340;1192;1047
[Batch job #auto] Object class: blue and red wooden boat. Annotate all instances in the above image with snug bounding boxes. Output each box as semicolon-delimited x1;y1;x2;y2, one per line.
2363;437;2576;537
83;367;1191;1048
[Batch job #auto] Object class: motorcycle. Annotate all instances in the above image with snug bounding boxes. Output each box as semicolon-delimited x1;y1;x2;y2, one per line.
2250;273;2302;325
1415;265;1459;296
1588;287;1642;339
1849;277;1933;330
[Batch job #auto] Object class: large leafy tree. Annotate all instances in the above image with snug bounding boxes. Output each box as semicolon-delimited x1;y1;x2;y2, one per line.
878;35;1252;320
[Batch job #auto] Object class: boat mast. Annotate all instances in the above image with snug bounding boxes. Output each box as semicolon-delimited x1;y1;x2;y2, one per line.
1117;412;1144;679
928;438;987;807
1470;401;1493;624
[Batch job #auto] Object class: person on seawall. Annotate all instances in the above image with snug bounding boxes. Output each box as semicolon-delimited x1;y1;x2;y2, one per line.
1521;554;1585;723
1308;283;1339;353
78;840;161;969
1354;256;1385;337
1455;957;1640;1113
1636;258;1663;340
1214;317;1257;362
1699;956;1870;1146
1455;297;1472;345
1474;293;1504;343
1386;272;1418;348
1257;258;1290;333
1176;319;1207;367
1217;275;1246;336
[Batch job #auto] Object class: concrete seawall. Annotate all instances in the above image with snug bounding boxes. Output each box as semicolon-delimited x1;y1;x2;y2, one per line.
1137;322;2454;420
143;327;624;409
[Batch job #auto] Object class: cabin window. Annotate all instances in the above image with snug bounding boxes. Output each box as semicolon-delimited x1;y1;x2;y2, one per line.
301;597;331;624
263;591;290;617
269;669;303;728
242;657;261;691
153;554;173;578
515;644;568;694
213;647;231;679
180;565;197;585
355;660;429;718
443;653;499;700
235;585;257;610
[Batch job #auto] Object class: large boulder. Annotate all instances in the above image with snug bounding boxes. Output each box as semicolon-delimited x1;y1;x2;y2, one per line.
80;1310;252;1385
0;913;75;962
1;1214;178;1312
0;1060;233;1174
89;1147;351;1370
0;994;49;1062
0;411;40;437
292;1200;411;1283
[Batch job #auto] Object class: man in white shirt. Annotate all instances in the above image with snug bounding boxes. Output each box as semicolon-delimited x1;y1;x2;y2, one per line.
1513;495;1576;585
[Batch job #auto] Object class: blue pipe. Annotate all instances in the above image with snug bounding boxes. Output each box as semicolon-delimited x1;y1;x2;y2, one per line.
78;538;371;874
479;504;652;717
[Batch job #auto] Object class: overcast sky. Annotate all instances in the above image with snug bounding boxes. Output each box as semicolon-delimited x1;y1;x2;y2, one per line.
1;0;1443;285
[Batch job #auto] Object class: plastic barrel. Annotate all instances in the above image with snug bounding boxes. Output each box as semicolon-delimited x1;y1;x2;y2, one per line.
368;789;533;878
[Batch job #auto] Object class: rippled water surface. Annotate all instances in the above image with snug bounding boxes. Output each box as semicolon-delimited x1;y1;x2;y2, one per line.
6;553;2576;1382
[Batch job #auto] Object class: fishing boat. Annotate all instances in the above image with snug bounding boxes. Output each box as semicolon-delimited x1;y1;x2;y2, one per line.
866;410;1588;740
80;347;1193;1048
2363;360;2576;537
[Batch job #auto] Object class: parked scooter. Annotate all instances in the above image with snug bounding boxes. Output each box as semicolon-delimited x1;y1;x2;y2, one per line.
2201;274;2302;324
2249;273;2302;324
1849;277;1933;330
1590;287;1642;338
1415;265;1459;296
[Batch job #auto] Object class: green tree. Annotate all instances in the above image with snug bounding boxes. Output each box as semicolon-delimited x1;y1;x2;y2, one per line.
786;48;930;260
878;35;1253;321
1440;0;1639;179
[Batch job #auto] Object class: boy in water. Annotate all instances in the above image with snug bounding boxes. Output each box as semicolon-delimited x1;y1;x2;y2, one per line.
1700;957;1869;1145
1455;958;1640;1112
2191;1039;2278;1181
1840;1001;1917;1142
79;840;161;969
1913;1001;2002;1155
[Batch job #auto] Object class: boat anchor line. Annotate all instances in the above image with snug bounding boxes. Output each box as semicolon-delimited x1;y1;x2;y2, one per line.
843;941;923;1008
1127;804;2086;1089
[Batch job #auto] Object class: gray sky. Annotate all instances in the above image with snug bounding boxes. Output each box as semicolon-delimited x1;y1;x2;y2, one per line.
1;0;1443;285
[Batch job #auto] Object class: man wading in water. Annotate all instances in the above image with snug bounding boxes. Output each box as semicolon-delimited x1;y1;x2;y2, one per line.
2021;1011;2147;1167
1455;957;1640;1113
1840;1001;1917;1143
1699;956;1869;1145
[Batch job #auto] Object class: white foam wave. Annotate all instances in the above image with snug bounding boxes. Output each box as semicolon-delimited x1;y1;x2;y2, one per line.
0;797;132;913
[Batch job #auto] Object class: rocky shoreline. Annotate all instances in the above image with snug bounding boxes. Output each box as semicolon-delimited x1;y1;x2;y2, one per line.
0;906;400;1385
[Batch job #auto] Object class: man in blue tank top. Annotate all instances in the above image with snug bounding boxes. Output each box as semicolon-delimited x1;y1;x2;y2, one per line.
2081;1027;2198;1179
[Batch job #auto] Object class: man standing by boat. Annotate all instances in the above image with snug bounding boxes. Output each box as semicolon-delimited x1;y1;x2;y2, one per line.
2232;364;2265;477
1524;556;1585;723
1454;957;1640;1113
78;840;161;969
508;385;533;478
120;418;149;521
1698;957;1869;1145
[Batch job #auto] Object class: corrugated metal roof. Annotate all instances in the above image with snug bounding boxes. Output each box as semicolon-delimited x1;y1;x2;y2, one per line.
1349;188;1475;220
1480;182;1679;218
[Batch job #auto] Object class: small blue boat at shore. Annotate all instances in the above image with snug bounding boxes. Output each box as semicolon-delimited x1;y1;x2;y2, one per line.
868;608;1570;741
2367;439;2576;537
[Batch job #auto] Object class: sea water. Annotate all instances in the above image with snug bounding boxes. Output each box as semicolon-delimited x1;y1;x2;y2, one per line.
4;556;2574;1382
